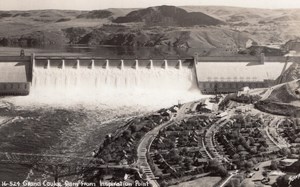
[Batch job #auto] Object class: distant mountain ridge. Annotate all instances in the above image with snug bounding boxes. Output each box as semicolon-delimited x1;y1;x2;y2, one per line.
77;10;113;19
113;5;223;26
0;5;300;52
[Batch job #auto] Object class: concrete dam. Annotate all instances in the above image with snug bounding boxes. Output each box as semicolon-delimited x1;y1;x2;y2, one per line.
0;54;298;96
0;55;198;97
32;56;198;98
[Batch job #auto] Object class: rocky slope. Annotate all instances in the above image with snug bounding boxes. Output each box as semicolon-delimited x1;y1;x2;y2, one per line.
255;80;300;116
276;57;300;84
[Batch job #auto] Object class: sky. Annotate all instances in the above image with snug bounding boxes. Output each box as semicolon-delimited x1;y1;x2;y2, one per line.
0;0;300;10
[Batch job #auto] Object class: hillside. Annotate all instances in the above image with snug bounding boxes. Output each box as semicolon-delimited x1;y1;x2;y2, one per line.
0;5;299;51
255;80;300;116
276;63;300;84
72;26;252;48
113;5;223;27
181;6;300;46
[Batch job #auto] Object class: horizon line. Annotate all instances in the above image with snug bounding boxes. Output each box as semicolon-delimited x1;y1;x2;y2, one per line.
1;4;300;11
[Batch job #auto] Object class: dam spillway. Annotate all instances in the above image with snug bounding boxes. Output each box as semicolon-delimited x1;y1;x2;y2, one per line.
31;57;199;100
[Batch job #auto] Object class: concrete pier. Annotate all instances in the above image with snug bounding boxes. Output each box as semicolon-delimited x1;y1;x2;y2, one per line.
149;60;153;69
178;60;182;69
31;54;36;70
91;59;95;69
106;60;109;69
164;60;168;69
121;60;124;70
76;59;80;69
62;59;65;69
135;60;139;69
47;59;50;69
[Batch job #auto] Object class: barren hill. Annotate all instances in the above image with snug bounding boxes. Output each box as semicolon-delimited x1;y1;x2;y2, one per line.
181;6;300;45
113;5;223;27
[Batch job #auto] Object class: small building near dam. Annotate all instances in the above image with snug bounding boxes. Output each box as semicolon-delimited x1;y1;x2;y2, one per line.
195;54;297;94
0;56;31;95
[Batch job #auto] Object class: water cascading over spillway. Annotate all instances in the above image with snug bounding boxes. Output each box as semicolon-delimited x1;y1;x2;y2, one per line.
31;58;201;107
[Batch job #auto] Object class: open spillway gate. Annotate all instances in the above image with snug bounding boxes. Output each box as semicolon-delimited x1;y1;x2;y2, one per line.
0;54;197;96
33;56;195;70
32;55;199;97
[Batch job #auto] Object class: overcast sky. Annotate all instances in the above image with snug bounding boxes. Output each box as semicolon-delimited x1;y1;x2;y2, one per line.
0;0;300;10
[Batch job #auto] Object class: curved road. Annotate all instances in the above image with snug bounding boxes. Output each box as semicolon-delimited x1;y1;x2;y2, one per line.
265;117;290;149
136;117;176;187
136;102;195;187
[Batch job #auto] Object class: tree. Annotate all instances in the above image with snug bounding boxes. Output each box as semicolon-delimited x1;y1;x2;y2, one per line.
103;153;112;162
160;180;168;187
250;147;257;154
184;160;193;170
232;154;240;160
290;176;300;187
233;114;246;127
251;158;258;165
208;159;220;169
276;175;290;187
122;130;131;139
244;161;254;170
248;137;255;146
280;147;291;157
169;148;179;157
217;165;228;177
208;159;228;177
291;148;298;154
135;132;143;139
227;178;240;187
270;160;279;170
262;171;268;178
237;145;246;152
129;125;137;133
258;146;267;152
180;147;188;156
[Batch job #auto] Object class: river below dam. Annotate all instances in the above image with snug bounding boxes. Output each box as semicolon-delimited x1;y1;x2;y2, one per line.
0;101;144;182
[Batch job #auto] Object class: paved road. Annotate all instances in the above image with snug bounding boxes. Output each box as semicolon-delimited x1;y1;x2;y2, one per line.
204;117;231;163
136;114;176;187
265;117;290;149
136;102;195;187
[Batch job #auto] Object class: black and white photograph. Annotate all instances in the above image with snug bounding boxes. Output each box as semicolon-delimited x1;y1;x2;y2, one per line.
0;0;300;186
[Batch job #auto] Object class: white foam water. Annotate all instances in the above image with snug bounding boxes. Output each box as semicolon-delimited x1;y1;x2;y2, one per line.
26;65;204;108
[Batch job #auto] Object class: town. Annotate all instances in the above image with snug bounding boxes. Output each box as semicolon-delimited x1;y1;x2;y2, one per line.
82;80;300;187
